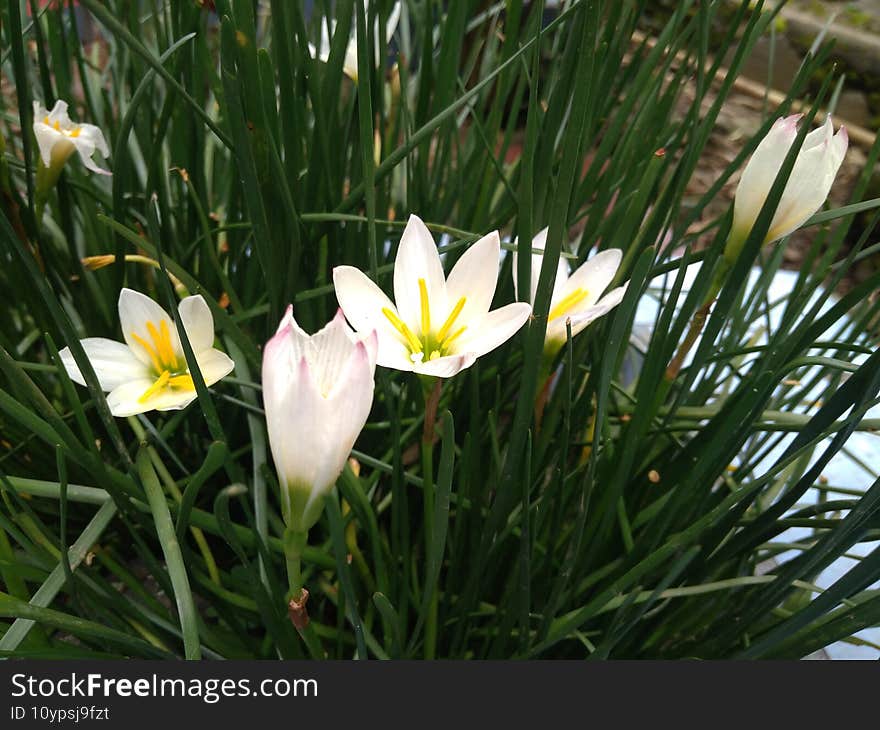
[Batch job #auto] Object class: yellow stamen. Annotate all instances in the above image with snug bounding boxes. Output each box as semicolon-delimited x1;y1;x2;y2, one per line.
429;350;441;361
418;278;431;335
68;127;81;138
437;296;466;343
53;120;61;131
130;331;163;373
442;326;467;349
548;288;590;321
167;374;195;390
159;320;175;365
138;370;171;403
43;116;50;125
382;307;422;353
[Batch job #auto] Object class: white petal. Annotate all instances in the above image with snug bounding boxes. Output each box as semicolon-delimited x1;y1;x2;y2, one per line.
46;100;73;127
194;348;235;386
385;1;402;43
733;115;799;235
33;122;65;167
333;265;411;369
562;249;622;307
413;352;476;378
105;378;197;417
59;338;147;391
307;310;361;397
117;288;176;368
453;302;532;359
512;227;570;306
177;295;216;354
393;214;447;334
765;123;848;243
551;284;628;342
445;231;501;325
71;124;111;175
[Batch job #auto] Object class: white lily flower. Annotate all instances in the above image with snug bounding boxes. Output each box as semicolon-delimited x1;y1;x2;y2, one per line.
513;228;628;355
59;288;234;418
309;1;402;81
733;114;848;245
32;100;110;176
262;307;378;532
333;214;532;378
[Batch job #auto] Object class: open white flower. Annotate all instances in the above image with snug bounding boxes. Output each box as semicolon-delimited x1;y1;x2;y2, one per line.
263;307;378;533
733;114;848;245
333;215;532;378
309;1;401;81
32;100;110;176
59;288;234;417
513;228;627;355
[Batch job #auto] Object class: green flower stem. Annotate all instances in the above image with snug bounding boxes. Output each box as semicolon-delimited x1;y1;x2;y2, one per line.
663;230;742;384
283;526;325;660
420;376;441;659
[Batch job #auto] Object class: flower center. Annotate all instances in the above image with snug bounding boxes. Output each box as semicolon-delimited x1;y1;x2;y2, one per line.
43;115;81;138
130;320;195;403
548;288;589;322
382;278;467;363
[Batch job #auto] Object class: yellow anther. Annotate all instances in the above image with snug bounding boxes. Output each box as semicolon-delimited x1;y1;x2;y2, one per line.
53;120;61;131
418;278;431;335
68;127;81;138
159;320;175;365
138;370;171;403
548;288;590;321
131;331;163;373
167;374;195;390
437;296;466;343
382;307;422;353
429;350;441;361
43;116;50;125
442;326;467;349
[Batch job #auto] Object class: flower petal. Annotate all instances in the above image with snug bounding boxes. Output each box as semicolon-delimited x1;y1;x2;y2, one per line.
453;302;532;360
105;378;197;417
333;265;411;369
59;337;147;391
562;249;622;307
733;115;799;235
445;231;501;325
32;120;65;167
393;214;447;333
307;310;363;397
413;352;476;378
177;295;216;354
549;284;628;342
512;227;571;306
118;288;176;368
194;348;235;386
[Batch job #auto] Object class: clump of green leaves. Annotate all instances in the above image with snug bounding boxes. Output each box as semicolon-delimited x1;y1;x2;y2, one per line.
1;0;879;659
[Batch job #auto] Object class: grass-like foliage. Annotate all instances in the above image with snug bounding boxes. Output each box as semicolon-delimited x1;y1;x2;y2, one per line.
1;0;880;659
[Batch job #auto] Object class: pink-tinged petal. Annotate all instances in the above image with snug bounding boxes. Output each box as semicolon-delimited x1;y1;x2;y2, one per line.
333;265;411;369
59;338;148;391
453;302;532;360
445;231;501;324
393;214;448;333
733;115;800;235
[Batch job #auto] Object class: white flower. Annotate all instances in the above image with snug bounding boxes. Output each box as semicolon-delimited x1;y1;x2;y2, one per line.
59;288;234;417
733;114;848;245
309;1;402;81
262;307;378;532
513;228;627;354
32;100;110;176
333;214;532;378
